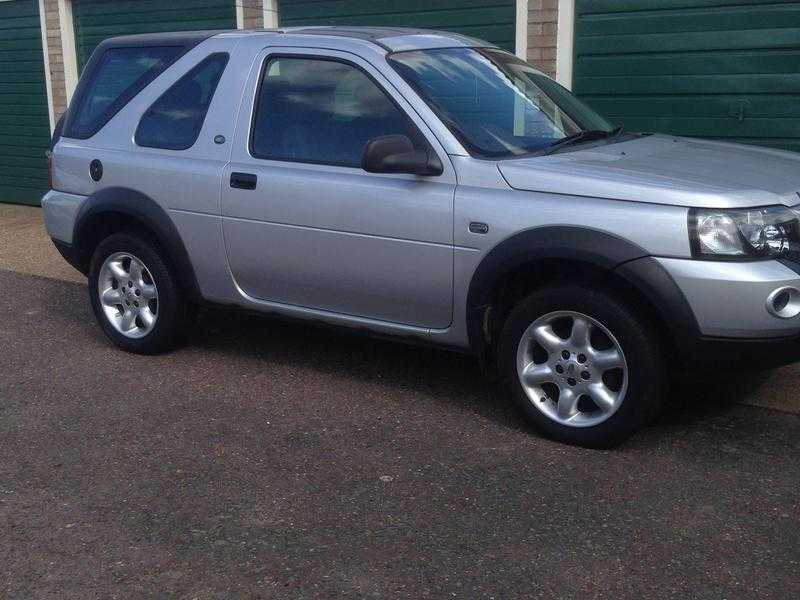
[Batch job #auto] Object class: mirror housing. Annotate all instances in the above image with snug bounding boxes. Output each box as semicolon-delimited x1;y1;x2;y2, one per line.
362;135;443;176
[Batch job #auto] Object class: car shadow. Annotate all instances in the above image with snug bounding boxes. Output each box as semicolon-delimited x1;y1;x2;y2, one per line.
190;306;776;439
191;306;528;433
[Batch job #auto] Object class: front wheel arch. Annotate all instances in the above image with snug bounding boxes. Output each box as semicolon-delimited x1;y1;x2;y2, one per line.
465;227;699;373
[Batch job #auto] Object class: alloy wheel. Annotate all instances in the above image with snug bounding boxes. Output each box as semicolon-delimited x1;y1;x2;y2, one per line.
516;310;628;428
97;252;159;339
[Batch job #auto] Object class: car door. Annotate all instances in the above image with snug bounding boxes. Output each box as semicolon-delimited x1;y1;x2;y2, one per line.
221;48;455;329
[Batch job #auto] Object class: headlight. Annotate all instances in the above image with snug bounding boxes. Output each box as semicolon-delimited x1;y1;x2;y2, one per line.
689;205;800;259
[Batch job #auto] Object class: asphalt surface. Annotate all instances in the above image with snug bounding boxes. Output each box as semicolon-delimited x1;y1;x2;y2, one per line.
1;265;799;599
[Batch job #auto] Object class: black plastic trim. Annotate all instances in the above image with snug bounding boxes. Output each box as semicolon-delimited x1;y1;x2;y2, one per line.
466;226;649;347
689;334;800;370
51;239;85;274
71;187;201;301
613;256;701;358
230;172;257;190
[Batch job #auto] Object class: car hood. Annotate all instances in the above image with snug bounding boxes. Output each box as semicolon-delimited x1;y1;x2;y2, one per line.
498;134;800;208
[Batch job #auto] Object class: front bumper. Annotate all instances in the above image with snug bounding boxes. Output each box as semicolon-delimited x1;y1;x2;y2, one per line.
656;257;800;338
652;257;800;369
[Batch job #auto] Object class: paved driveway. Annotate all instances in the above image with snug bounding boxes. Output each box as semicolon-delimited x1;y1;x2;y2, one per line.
1;205;799;599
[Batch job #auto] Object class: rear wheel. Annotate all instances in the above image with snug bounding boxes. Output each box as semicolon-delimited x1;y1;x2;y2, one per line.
88;232;194;354
498;284;667;448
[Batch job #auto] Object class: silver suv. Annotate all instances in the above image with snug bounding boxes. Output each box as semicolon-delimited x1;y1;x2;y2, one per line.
42;28;800;447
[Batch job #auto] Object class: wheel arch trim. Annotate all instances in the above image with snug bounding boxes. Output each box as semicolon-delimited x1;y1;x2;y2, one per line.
465;225;700;356
72;187;201;302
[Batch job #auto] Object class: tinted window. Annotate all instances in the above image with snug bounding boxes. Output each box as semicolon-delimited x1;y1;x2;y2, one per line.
67;46;181;139
251;57;421;166
135;53;229;150
389;48;614;158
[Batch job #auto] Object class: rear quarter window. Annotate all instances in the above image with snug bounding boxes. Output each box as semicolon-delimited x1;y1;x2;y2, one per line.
65;46;181;139
135;53;229;151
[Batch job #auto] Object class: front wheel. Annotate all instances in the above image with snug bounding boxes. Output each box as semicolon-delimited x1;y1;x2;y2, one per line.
88;232;194;354
498;285;667;448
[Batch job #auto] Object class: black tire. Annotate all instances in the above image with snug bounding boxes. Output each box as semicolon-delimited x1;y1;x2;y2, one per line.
498;284;667;448
88;231;195;354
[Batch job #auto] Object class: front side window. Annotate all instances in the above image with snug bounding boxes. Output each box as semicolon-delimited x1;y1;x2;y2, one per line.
135;53;229;150
389;48;615;159
68;46;181;139
251;57;422;167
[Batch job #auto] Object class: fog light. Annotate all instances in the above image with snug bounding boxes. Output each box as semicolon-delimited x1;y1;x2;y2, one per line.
766;287;800;319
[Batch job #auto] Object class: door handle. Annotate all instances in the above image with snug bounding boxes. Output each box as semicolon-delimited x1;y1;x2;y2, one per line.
230;172;257;190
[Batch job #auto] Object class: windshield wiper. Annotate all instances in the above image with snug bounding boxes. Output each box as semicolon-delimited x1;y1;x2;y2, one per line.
544;125;624;155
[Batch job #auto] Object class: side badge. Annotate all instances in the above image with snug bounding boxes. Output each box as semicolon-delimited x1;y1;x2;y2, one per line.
469;222;489;235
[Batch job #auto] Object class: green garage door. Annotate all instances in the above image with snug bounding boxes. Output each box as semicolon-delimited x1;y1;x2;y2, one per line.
73;0;236;70
573;0;800;152
278;0;516;52
0;0;51;206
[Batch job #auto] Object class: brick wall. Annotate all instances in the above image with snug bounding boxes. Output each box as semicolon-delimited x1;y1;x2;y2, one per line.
527;0;558;77
43;0;68;121
240;0;264;29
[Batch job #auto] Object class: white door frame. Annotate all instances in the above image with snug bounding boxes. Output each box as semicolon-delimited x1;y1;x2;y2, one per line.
515;0;528;60
555;0;575;88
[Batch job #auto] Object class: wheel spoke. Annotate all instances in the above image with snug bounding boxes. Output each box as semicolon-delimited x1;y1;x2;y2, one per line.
556;388;579;420
100;287;122;307
140;283;157;300
592;348;624;371
139;308;155;330
108;260;127;280
588;384;619;413
521;362;554;387
531;324;562;353
119;309;136;332
569;316;592;349
129;259;144;286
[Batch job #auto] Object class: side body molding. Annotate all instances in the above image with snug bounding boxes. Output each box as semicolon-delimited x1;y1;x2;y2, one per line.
72;187;201;301
465;226;700;357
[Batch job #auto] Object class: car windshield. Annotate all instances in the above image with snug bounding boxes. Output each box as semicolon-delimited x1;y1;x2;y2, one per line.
388;47;615;159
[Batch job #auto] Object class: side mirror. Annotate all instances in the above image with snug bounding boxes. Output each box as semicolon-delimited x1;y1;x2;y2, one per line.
362;134;443;176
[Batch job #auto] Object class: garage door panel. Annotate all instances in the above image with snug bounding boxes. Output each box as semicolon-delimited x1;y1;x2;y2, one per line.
0;125;50;138
580;0;799;13
0;38;42;51
576;73;800;96
77;0;235;15
279;0;515;51
0;0;50;205
280;0;513;19
588;95;800;120
76;7;240;30
579;4;800;36
0;61;51;74
576;28;800;55
73;0;236;70
574;0;800;152
575;51;800;78
288;6;513;30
